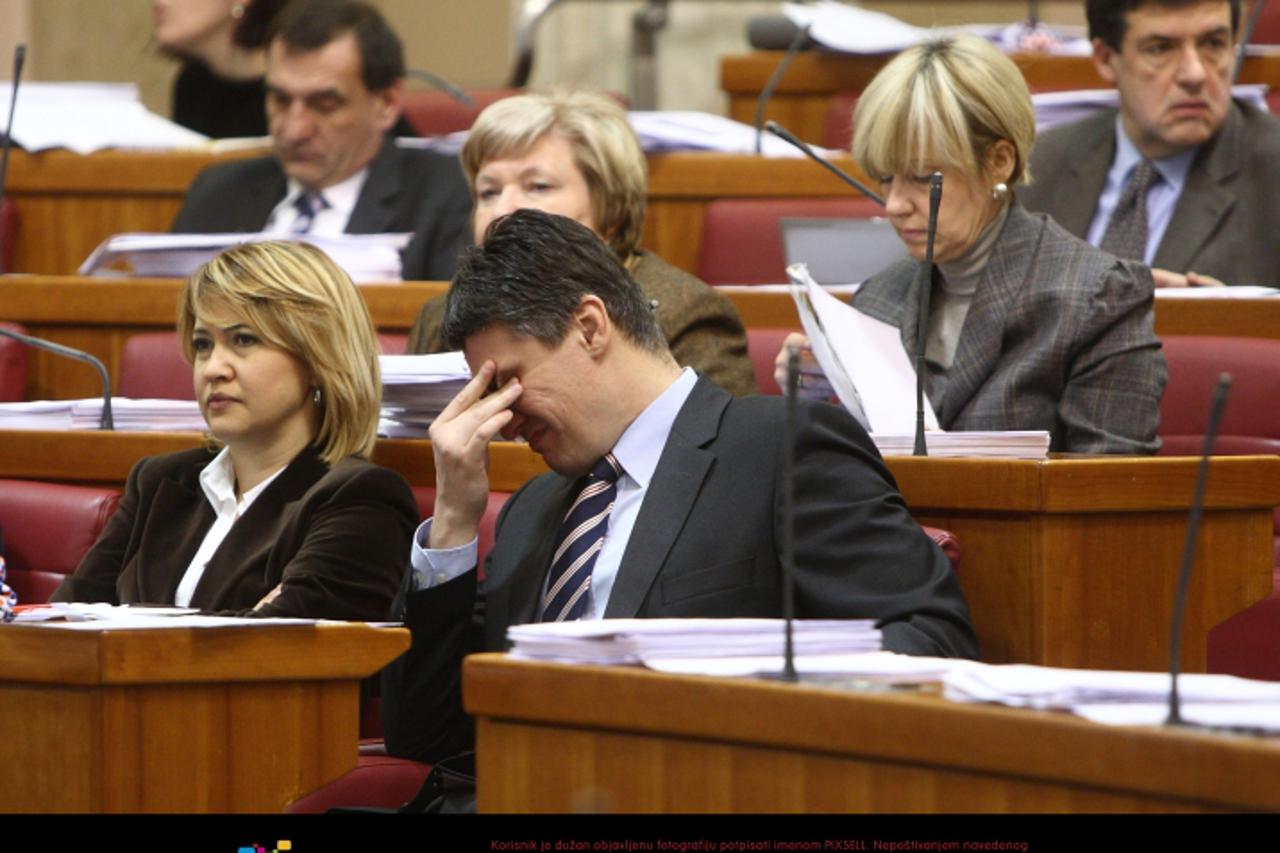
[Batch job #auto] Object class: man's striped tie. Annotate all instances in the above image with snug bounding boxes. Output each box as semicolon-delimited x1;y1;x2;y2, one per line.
539;453;622;622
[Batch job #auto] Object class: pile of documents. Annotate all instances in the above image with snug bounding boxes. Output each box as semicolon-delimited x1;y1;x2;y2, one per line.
0;81;208;154
79;232;412;282
11;602;314;629
0;398;205;431
378;352;471;438
628;111;824;157
506;618;882;666
787;263;1049;458
942;663;1280;732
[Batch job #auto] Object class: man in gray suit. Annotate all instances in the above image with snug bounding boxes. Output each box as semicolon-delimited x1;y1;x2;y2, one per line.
1020;0;1280;287
381;210;977;763
170;0;470;280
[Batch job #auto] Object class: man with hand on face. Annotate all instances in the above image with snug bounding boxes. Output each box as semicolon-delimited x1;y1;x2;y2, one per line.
380;209;977;764
171;0;470;280
1020;0;1280;287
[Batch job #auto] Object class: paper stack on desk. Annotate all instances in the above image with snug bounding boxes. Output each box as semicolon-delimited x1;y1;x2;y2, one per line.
0;398;205;431
378;352;471;438
506;618;882;665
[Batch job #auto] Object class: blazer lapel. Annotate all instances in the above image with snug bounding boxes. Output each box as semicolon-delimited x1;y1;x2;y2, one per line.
243;165;288;232
346;137;399;234
933;206;1040;425
1048;110;1116;237
1153;104;1241;274
189;446;327;609
137;477;214;603
603;379;724;618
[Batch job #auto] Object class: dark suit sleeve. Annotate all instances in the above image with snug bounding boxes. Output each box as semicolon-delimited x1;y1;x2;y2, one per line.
787;403;978;658
171;167;224;233
1059;260;1167;455
247;465;419;622
48;456;150;604
397;157;473;281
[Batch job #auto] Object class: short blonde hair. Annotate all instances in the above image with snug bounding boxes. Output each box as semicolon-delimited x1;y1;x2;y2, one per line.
853;34;1035;189
461;91;646;260
178;241;381;464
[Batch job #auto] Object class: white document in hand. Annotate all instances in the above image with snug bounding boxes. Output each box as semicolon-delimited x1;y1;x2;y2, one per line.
788;262;938;434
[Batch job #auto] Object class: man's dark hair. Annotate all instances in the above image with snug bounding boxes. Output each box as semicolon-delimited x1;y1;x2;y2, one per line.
443;209;667;354
233;0;290;49
270;0;404;91
1087;0;1240;50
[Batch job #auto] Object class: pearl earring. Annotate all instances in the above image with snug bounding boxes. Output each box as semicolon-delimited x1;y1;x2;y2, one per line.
992;182;1009;200
231;3;245;19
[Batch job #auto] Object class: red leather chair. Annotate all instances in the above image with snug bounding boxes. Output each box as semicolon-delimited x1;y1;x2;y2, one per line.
1250;0;1280;43
697;197;883;285
822;91;859;150
1;197;17;273
378;333;409;355
400;87;523;136
118;332;193;400
0;479;122;603
746;327;796;396
1159;334;1280;680
0;321;29;402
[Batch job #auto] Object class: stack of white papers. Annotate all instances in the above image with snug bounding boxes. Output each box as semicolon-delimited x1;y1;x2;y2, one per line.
1155;285;1280;298
787;263;1050;459
871;431;1051;459
628;111;827;157
1033;85;1268;131
0;398;205;431
12;602;315;629
506;618;882;665
0;81;208;153
942;663;1280;732
79;232;412;283
378;352;471;438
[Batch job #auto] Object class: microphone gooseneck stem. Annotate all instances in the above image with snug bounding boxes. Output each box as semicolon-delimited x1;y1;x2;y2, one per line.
0;325;114;430
764;120;885;206
1234;0;1266;85
754;24;811;155
913;172;942;457
1166;373;1232;727
780;343;801;682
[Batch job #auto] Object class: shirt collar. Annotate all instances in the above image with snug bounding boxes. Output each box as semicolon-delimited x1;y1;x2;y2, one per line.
1113;115;1198;195
609;368;698;490
198;446;289;513
285;167;370;219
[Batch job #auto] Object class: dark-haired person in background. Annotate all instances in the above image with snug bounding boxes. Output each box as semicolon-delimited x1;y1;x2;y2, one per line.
153;0;289;139
381;210;977;763
1021;0;1280;287
171;0;470;280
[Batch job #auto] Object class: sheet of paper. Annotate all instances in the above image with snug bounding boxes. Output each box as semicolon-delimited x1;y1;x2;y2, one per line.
789;262;938;433
0;82;208;153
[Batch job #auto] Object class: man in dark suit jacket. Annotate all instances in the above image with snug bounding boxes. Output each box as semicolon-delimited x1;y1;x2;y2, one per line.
1020;0;1280;287
170;0;470;280
381;210;977;763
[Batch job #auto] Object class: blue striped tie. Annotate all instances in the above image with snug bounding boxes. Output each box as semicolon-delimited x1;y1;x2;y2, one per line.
540;453;622;622
291;192;328;235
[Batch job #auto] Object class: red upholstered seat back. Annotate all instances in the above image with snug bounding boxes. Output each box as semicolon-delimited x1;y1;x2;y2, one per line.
409;487;511;579
118;332;193;400
0;479;122;603
400;87;524;136
822;91;859;150
0;321;28;402
746;327;796;396
697;197;884;285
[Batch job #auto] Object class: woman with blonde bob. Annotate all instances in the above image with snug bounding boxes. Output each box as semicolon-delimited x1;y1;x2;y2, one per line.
53;241;417;618
407;90;757;396
778;34;1166;453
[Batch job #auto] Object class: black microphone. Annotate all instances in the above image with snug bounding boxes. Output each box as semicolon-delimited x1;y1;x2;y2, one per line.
765;120;885;206
1;43;26;277
754;24;811;155
406;68;474;107
1165;373;1231;728
1028;0;1041;27
0;326;114;430
912;172;942;457
778;342;801;682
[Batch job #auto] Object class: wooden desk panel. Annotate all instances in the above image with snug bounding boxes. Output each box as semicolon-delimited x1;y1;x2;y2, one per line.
465;655;1280;813
1;428;1274;673
0;623;408;813
6;148;868;278
4;276;1275;400
722;51;1280;142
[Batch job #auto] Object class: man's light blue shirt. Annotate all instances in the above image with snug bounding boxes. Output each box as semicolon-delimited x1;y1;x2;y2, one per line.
410;368;699;620
1085;116;1197;266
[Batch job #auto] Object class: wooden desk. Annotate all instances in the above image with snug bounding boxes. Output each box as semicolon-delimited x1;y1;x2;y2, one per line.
722;51;1280;143
4;275;1276;399
0;622;408;813
5;148;866;278
2;429;1275;673
464;655;1280;813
